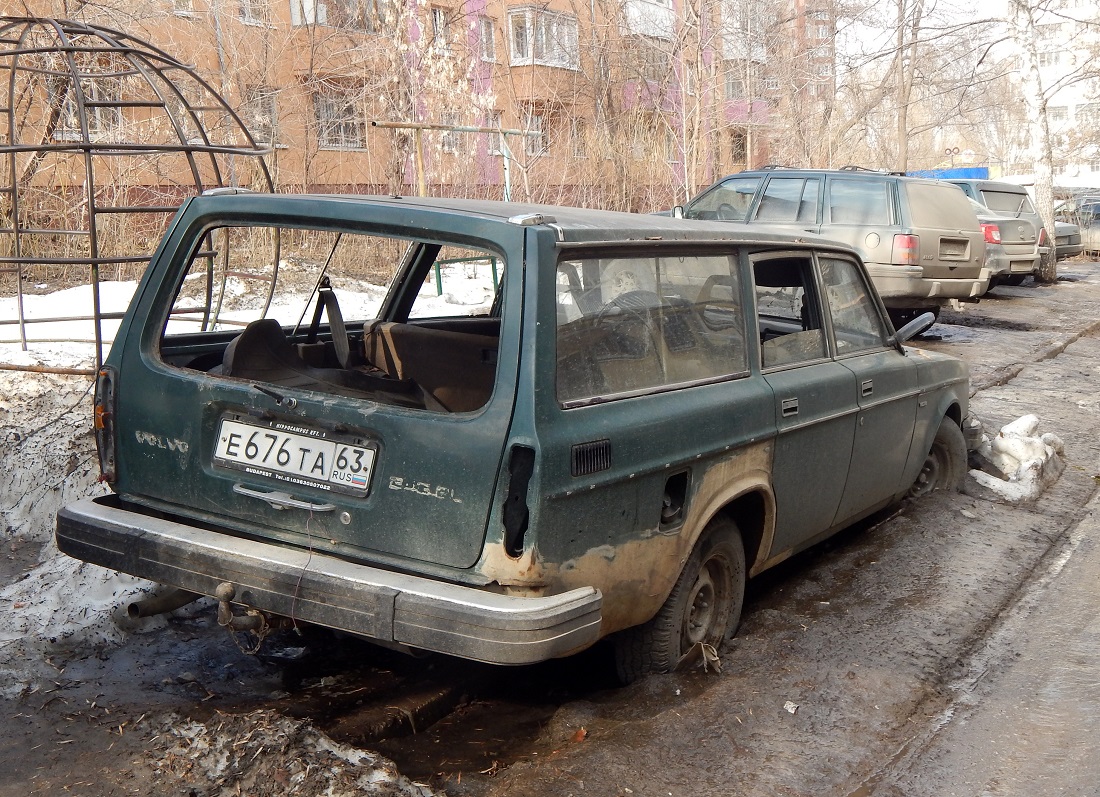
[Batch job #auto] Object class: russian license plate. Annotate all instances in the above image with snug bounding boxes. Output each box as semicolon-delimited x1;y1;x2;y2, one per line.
213;416;375;497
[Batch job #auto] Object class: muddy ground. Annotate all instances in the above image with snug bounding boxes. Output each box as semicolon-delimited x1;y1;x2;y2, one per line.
3;262;1100;796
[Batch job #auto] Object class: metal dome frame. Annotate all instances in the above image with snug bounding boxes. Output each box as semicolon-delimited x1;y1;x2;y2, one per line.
0;16;275;369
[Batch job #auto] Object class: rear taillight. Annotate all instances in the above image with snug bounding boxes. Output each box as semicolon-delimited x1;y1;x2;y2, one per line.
1038;226;1049;246
891;234;920;265
93;366;117;483
981;222;1002;244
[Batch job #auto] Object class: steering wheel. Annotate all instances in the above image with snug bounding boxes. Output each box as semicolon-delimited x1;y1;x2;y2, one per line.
717;202;739;220
596;290;663;320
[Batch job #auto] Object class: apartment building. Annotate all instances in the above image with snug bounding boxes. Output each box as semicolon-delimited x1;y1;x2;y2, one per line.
1032;0;1100;186
10;1;809;210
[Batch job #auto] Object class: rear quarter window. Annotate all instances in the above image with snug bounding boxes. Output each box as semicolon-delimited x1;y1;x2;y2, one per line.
556;253;748;404
906;183;980;230
825;178;893;226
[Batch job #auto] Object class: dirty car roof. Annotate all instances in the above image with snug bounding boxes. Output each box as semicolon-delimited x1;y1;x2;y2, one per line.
187;193;854;252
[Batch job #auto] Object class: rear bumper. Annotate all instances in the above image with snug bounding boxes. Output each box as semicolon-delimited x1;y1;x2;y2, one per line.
56;496;602;665
867;264;991;306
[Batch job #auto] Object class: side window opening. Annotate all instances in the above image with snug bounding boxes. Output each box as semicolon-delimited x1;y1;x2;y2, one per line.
161;225;503;413
753;255;827;369
819;256;888;353
827;178;893;226
684;176;762;221
556;252;748;405
755;177;820;223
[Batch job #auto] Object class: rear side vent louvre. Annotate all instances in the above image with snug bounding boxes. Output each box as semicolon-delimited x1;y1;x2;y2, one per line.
571;439;611;477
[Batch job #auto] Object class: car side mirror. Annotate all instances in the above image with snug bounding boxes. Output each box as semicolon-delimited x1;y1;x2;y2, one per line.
672;205;685;219
893;312;937;344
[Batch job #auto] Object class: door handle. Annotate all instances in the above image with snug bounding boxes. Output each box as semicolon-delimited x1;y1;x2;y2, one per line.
781;398;799;417
861;379;873;397
233;483;336;512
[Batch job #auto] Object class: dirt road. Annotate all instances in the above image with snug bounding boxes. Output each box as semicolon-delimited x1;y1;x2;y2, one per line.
3;263;1100;796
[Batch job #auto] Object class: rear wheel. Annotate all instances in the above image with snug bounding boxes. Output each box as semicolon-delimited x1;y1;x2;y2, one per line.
909;417;967;498
614;518;746;684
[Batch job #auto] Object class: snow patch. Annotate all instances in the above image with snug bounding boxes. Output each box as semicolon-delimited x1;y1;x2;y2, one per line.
969;414;1065;503
155;710;438;796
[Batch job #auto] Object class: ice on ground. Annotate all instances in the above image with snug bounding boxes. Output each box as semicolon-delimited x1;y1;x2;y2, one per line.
970;414;1065;503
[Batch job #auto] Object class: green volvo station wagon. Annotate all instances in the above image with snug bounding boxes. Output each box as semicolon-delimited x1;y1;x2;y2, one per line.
56;194;972;682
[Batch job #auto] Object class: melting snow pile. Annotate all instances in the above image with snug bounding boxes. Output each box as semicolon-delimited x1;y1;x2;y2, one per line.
970;414;1065;503
0;368;159;698
154;710;436;797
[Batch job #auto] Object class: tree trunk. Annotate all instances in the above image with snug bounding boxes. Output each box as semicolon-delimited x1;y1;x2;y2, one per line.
1008;0;1057;283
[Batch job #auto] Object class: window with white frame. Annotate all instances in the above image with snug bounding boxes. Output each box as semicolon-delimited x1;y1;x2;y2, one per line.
805;10;830;39
243;86;278;145
173;0;196;14
314;87;367;149
1038;51;1061;67
291;0;388;31
509;7;579;69
1049;105;1068;123
479;16;496;61
240;0;269;24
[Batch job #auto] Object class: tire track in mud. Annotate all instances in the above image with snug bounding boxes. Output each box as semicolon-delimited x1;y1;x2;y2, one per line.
846;326;1100;797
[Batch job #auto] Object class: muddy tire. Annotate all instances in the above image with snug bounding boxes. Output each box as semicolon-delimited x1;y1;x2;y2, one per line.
614;518;746;684
908;417;967;499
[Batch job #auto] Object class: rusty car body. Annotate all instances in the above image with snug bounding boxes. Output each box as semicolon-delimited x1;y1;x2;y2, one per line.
56;194;971;681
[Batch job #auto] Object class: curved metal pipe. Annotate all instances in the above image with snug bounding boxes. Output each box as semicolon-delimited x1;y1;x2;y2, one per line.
127;587;201;618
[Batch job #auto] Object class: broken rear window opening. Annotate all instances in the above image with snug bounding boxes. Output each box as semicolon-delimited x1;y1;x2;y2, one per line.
159;224;504;414
555;252;749;405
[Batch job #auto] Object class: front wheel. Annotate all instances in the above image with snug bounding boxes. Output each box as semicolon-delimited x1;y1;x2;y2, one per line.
614;518;746;684
909;417;967;498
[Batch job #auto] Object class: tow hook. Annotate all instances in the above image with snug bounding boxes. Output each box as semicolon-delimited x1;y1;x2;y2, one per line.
215;581;268;635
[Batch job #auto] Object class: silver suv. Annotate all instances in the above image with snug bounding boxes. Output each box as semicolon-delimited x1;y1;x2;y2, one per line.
682;167;990;326
951;179;1084;263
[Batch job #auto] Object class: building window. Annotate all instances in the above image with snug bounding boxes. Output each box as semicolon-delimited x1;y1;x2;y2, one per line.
1078;103;1100;125
509;7;579;69
628;35;670;82
479;16;496;61
1049;105;1068;123
173;0;196;14
571;118;587;158
51;77;124;142
441;112;464;154
523;107;549;156
726;74;745;99
1038;51;1061;67
486;110;503;155
243;86;278;145
314;87;367;149
292;1;388;31
431;7;450;54
805;10;830;39
730;128;747;164
240;0;269;25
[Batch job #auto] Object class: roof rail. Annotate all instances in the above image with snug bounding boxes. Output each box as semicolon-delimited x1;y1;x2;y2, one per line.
757;164;790;170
